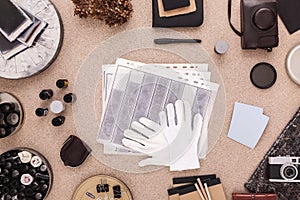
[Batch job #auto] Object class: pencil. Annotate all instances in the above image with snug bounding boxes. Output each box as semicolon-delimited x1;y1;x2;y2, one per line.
204;183;212;200
197;178;208;200
194;183;205;200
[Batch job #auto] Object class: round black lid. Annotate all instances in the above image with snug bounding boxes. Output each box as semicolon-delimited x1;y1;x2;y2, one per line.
63;93;72;103
253;8;276;30
250;62;277;89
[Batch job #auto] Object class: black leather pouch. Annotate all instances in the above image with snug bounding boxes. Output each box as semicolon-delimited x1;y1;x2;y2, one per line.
60;135;91;167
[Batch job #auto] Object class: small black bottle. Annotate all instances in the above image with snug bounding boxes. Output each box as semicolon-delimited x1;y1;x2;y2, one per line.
35;108;48;117
56;79;69;89
39;90;53;100
63;93;76;103
4;111;20;127
52;116;65;127
0;103;15;113
0;126;7;137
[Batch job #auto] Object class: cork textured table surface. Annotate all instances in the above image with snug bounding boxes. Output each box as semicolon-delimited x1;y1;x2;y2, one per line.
1;0;300;199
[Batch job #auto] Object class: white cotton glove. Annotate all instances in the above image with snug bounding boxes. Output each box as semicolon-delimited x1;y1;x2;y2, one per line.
130;100;202;167
198;126;208;159
170;112;203;171
122;100;183;155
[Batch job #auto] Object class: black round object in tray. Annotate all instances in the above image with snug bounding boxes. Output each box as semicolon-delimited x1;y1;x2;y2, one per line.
0;92;23;139
0;148;53;200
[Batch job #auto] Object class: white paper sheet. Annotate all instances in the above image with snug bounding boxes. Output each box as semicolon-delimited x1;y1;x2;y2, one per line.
227;102;269;149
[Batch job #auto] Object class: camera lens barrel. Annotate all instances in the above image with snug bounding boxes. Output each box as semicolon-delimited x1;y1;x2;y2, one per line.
280;163;298;180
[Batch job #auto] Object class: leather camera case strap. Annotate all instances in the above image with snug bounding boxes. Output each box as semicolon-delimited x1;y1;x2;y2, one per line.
232;193;277;200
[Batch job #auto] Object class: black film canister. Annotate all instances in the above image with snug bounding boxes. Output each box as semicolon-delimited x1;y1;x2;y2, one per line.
35;108;48;117
39;89;53;100
52;116;65;126
56;79;69;89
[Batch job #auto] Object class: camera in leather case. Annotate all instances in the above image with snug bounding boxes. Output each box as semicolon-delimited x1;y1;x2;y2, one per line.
229;0;279;51
268;156;300;182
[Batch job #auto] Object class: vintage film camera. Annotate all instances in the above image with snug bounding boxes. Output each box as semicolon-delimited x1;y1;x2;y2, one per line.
268;156;300;182
229;0;279;51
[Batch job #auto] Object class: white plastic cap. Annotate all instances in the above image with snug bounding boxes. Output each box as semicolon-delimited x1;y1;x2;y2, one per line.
50;100;65;114
215;40;229;55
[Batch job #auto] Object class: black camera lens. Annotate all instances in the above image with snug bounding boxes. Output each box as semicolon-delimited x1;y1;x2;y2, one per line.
253;8;275;30
282;165;298;179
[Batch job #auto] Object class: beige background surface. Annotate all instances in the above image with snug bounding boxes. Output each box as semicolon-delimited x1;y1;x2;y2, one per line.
1;0;300;199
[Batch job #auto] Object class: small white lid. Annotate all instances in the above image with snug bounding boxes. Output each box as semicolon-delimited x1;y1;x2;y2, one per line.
287;44;300;85
18;151;32;163
50;100;65;114
215;40;229;54
20;174;34;185
31;156;42;168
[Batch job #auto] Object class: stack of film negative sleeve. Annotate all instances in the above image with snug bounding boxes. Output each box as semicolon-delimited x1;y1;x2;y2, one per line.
0;0;47;60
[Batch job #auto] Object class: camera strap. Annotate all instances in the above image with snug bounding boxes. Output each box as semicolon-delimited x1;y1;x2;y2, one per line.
228;0;243;37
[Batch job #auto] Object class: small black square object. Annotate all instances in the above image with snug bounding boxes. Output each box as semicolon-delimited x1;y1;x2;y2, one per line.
113;185;121;192
103;184;109;192
278;0;300;34
152;0;203;27
96;184;103;193
162;0;190;11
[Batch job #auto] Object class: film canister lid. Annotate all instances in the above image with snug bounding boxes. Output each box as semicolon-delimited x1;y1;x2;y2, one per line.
250;62;277;89
50;101;65;114
215;40;229;54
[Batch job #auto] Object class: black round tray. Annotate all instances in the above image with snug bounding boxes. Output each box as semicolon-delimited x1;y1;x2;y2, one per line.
0;147;53;200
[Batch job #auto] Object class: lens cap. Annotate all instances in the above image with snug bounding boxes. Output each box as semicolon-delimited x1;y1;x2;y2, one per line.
254;8;276;30
250;62;277;89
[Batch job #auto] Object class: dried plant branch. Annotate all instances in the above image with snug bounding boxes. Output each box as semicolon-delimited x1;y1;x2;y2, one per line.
71;0;133;27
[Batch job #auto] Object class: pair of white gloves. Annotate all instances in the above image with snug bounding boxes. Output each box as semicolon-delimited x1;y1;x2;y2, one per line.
122;100;208;171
